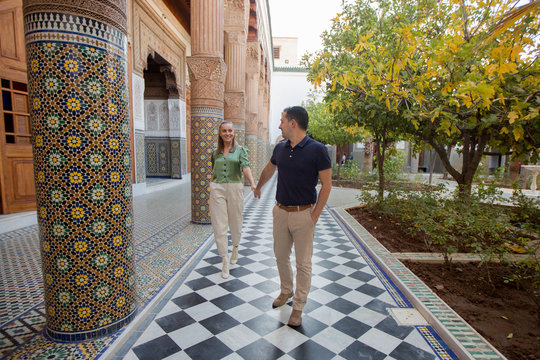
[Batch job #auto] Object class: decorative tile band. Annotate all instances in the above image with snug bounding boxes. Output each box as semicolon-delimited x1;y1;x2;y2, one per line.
24;9;135;340
190;107;223;224
417;326;459;360
24;11;126;50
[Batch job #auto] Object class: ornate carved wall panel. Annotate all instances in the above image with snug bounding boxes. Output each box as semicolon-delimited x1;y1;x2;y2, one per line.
132;0;186;99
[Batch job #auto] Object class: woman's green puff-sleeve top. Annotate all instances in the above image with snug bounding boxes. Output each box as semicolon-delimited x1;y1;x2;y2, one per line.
211;145;250;183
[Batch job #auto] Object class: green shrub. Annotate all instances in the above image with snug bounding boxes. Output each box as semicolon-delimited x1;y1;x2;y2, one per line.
341;160;362;181
382;150;407;182
357;183;532;265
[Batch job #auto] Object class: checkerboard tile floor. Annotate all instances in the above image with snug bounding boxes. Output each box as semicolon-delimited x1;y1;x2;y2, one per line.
119;181;456;360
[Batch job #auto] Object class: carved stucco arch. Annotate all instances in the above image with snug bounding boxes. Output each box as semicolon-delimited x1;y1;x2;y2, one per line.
133;0;187;99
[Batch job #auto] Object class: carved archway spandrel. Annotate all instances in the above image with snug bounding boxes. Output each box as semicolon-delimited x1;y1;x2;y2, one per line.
132;2;186;93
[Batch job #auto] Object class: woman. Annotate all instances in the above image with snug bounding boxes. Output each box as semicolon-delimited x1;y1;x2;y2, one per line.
210;121;256;278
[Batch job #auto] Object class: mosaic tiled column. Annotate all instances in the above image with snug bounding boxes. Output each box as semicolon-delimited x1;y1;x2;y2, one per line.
245;134;258;181
188;0;226;223
23;0;135;341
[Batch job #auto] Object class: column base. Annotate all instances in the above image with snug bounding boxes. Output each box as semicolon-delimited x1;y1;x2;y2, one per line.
45;308;137;342
191;220;212;225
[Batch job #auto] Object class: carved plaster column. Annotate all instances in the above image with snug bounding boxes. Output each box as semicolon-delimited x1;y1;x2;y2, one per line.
224;0;248;146
245;42;259;180
256;77;265;176
23;0;135;340
188;0;226;223
263;85;270;164
224;30;246;145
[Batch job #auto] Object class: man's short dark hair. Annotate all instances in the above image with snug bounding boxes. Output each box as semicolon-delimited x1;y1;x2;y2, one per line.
283;106;309;130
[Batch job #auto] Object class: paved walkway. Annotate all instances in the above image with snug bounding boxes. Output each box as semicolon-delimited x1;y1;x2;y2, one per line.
0;177;506;359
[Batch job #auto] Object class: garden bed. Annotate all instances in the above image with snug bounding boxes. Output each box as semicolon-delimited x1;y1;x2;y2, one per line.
332;179;436;192
347;205;539;360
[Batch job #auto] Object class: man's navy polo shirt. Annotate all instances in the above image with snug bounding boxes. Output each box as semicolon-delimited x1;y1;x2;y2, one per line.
270;135;331;206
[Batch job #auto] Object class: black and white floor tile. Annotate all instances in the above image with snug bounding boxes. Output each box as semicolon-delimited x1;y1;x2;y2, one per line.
120;180;451;360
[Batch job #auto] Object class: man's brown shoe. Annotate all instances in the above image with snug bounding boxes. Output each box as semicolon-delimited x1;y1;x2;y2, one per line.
272;292;293;308
288;309;302;327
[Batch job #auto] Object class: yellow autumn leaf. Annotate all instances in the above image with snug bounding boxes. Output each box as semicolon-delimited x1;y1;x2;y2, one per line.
508;111;518;124
507;333;513;339
500;127;509;135
513;127;523;141
498;62;517;76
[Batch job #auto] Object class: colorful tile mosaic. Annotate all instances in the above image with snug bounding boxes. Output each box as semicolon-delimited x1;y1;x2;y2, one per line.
134;131;145;184
190;106;223;224
1;182;214;359
171;138;182;179
25;10;135;340
145;138;171;177
233;126;245;146
245;135;258;181
180;137;187;176
0;232;42;326
333;207;506;360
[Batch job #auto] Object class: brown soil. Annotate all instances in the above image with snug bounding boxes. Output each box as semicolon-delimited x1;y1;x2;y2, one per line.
347;206;540;360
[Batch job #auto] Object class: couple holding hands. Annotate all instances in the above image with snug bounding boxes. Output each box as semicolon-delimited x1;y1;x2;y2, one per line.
209;106;332;327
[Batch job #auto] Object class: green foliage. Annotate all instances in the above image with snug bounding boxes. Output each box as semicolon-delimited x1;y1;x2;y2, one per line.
509;185;540;233
382;150;407;182
306;0;540;197
340;160;359;181
357;183;538;273
333;160;376;183
303;93;366;147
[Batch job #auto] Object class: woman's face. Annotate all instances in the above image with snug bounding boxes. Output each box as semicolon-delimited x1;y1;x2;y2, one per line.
219;123;235;143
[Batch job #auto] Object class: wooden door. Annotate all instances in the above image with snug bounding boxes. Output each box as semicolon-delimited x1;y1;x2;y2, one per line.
0;78;35;214
0;0;35;214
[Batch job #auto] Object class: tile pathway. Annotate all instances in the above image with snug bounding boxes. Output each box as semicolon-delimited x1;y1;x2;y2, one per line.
0;176;507;359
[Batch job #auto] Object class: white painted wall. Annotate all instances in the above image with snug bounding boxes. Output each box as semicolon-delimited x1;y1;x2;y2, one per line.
273;37;299;66
132;74;145;131
269;70;314;143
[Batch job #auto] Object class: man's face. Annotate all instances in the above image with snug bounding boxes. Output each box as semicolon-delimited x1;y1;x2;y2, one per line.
279;112;292;140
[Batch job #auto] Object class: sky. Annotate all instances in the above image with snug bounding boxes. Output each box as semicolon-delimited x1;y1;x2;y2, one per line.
268;0;343;58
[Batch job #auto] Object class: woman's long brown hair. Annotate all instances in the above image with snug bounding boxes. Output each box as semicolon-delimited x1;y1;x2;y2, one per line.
216;121;236;155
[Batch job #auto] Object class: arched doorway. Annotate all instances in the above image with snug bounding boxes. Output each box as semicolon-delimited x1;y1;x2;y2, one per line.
143;53;184;181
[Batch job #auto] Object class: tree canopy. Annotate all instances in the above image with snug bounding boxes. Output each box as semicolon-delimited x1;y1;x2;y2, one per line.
305;0;539;196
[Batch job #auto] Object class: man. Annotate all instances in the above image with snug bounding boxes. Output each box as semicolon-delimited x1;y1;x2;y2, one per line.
254;106;332;327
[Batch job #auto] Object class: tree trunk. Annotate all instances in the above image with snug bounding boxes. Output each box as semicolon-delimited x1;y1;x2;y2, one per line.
374;140;385;200
363;137;373;171
508;157;521;184
428;150;435;185
429;129;488;199
442;145;452;179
